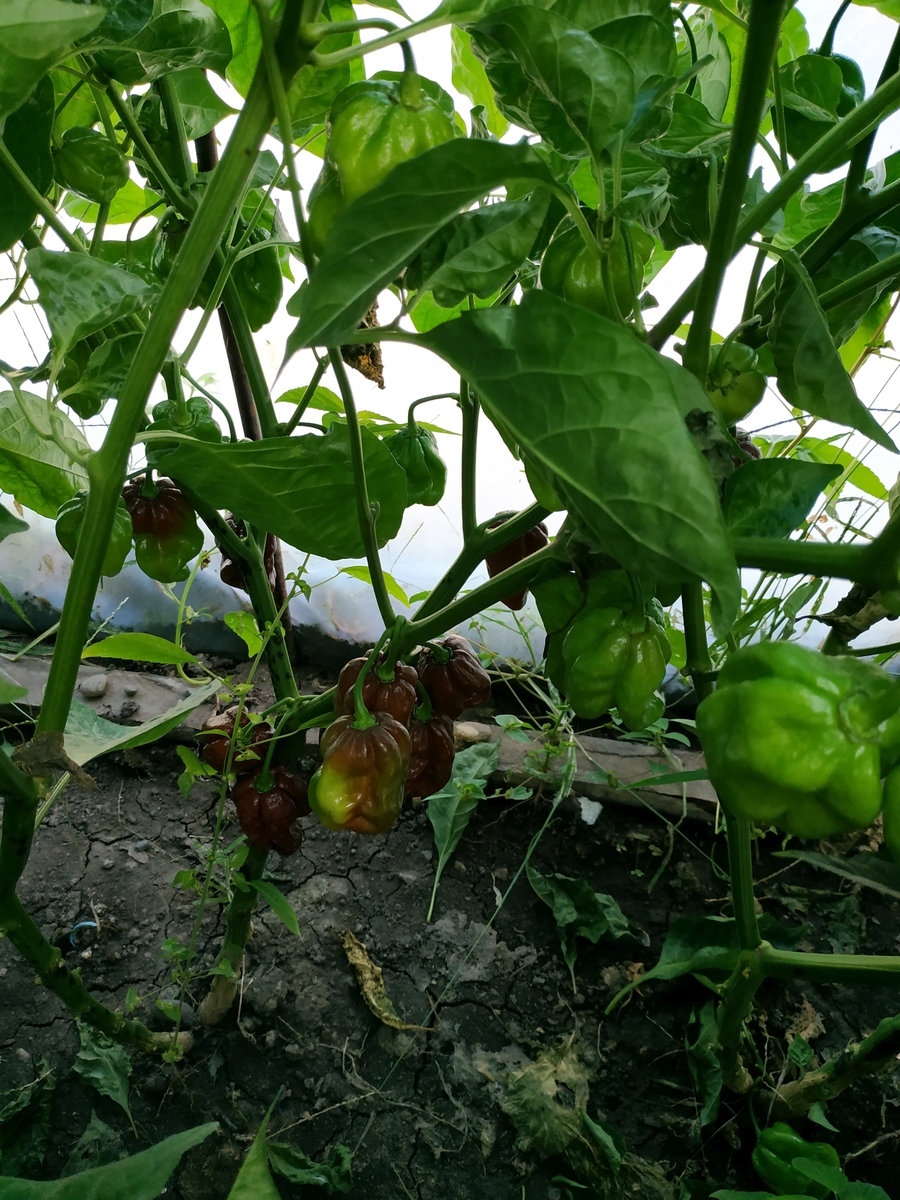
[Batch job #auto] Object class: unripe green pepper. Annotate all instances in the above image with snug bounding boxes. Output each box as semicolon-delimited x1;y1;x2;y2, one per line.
382;422;447;506
152;219;216;309
706;341;767;425
121;477;204;583
305;159;345;259
780;52;865;169
309;711;411;835
54;127;129;204
882;767;900;862
233;226;282;332
55;491;132;577
145;395;223;466
697;642;898;838
752;1122;840;1198
539;224;652;321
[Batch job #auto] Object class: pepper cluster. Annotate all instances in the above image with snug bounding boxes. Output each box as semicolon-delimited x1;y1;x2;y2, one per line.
308;635;491;836
533;567;672;731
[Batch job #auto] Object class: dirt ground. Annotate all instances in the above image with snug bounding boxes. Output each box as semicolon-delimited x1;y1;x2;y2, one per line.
2;692;900;1197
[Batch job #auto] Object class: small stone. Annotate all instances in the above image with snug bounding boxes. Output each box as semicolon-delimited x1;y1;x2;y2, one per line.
15;1048;30;1062
124;684;138;697
79;674;108;699
102;859;114;870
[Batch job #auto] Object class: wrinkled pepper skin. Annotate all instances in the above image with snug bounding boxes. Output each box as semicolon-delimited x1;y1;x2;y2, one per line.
405;712;455;800
335;655;419;726
752;1122;840;1199
697;642;897;838
309;712;412;835
200;707;273;775
145;394;223;466
231;765;310;856
382;423;447;507
54;127;129;204
122;477;204;583
706;342;767;425
217;516;277;593
55;491;132;577
307;72;455;254
418;635;492;719
484;517;549;610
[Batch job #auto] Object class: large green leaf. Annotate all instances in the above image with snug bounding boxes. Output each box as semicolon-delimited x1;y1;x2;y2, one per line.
0;75;53;252
0;0;104;117
158;423;407;559
171;67;235;137
125;0;231;80
286;139;555;354
417;291;740;630
451;26;508;136
770;254;897;452
93;0;154;43
0;503;28;543
0;1124;218;1199
721;458;842;539
26;249;156;358
0;390;88;516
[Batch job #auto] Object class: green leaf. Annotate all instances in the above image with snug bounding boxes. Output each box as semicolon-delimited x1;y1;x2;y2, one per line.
248;879;300;936
157;425;407;560
62;1112;126;1176
58;333;144;413
801;437;888;501
677;12;730;121
472;7;634;161
408;288;499;333
339;565;409;606
526;863;647;988
449;740;499;784
0;669;28;704
0;74;53;252
63;678;220;766
774;849;900;902
175;745;216;798
123;0;231;81
268;1143;353;1194
82;632;198;666
794;1157;847;1195
0;1122;218;1199
92;0;153;44
26;249;156;358
770;253;897;452
0;0;105;117
451;27;508;136
63;179;155;227
0;579;30;628
224;611;263;657
226;1113;282;1200
0;502;28;543
0;1057;55;1177
416;291;740;633
0;390;88;517
286;139;555;353
73;1025;133;1131
685;1000;722;1127
172;66;235;137
425;743;497;921
721;459;842;539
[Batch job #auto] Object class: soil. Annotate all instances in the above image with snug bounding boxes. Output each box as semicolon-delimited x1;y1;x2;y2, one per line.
2;681;900;1198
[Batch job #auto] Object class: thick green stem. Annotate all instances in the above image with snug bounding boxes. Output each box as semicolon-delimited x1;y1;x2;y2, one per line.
726;816;761;951
681;583;714;702
460;378;479;540
0;753;39;894
682;0;786;381
717;946;767;1093
329;349;396;627
763;947;900;985
733;537;866;581
842;22;900;200
817;248;900;310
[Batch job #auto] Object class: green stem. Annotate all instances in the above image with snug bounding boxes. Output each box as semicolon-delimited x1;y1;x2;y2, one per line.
681;0;786;381
681;583;714;702
817;248;900;311
726;816;761;951
37;2;312;737
352;629;391;729
716;946;767;1093
312;11;453;69
329;349;395;627
407;392;458;431
741;244;769;323
763;946;900;985
733;536;866;581
842;20;900;200
103;84;186;209
282;356;328;434
771;55;789;175
818;0;852;55
0;752;38;894
90;202;110;253
156;74;194;189
460;378;479;540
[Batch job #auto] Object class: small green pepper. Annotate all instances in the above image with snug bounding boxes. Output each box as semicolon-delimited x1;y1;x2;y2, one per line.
752;1122;841;1199
382;422;447;507
145;395;223;466
539;224;652;321
54;127;129;204
55;491;132;577
232;226;282;332
706;341;767;425
779;52;865;168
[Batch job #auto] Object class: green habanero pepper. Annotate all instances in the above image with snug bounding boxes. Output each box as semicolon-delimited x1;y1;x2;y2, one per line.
382;421;447;507
309;711;412;835
55;491;132;577
121;476;204;583
152;218;216;310
881;767;900;863
561;582;671;730
54;127;129;205
539;223;652;321
779;52;865;169
232;226;283;332
706;341;767;425
696;642;900;839
145;394;223;466
752;1122;840;1199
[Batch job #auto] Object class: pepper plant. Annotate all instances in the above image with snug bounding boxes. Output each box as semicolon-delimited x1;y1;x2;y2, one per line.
2;0;900;1146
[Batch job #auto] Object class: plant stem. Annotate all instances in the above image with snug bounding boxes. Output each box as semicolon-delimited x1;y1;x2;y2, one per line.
682;0;786;381
818;248;900;310
460;378;479;540
329;349;396;627
763;946;900;985
0;752;38;894
716;946;767;1093
681;583;714;702
843;21;900;200
282;356;328;433
726;816;761;950
156;74;194;189
733;536;866;581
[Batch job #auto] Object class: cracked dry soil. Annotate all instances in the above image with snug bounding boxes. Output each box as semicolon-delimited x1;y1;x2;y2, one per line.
3;738;900;1197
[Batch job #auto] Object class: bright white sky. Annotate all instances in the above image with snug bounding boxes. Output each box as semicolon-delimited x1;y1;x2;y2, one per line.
2;1;900;660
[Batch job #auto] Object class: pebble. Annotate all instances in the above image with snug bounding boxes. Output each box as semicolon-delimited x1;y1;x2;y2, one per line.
79;674;108;699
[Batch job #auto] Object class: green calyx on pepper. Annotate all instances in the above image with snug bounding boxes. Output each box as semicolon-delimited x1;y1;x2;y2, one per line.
146;395;223;466
539;222;652;321
121;476;204;583
53;127;129;205
752;1122;841;1199
697;641;900;839
55;491;133;578
561;570;671;730
306;68;456;257
382;421;447;507
706;341;767;425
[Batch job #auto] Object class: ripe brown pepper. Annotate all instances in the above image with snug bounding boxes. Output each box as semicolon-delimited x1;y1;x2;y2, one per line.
334;655;419;726
231;765;310;855
217;515;277;593
418;635;491;719
121;476;203;582
484;516;550;610
405;711;455;800
200;707;273;775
